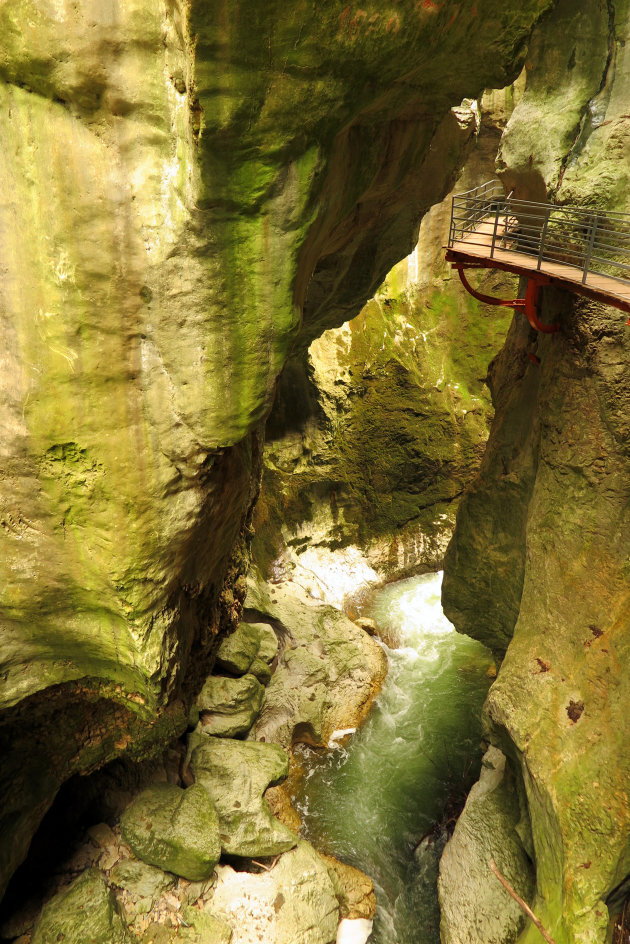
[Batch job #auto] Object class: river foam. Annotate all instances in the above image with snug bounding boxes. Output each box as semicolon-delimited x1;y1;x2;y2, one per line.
290;572;493;943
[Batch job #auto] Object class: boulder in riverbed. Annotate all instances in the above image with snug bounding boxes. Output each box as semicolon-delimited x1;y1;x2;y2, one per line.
190;736;297;858
120;783;221;881
246;579;387;749
196;674;264;738
215;623;262;675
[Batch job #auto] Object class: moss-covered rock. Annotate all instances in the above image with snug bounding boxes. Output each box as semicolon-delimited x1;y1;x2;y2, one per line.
109;858;176;920
215;624;262;676
196;674;264;738
253;623;280;665
253;87;521;587
246;576;387;748
0;0;560;898
110;858;175;900
190;736;297;859
120;783;221;881
172;908;232;944
31;869;133;944
247;657;273;686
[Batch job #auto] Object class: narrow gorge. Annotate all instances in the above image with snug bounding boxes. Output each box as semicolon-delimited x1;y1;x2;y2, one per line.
0;3;628;944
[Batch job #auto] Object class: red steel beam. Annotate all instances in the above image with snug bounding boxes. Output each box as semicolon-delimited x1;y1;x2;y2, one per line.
445;248;630;316
452;263;559;333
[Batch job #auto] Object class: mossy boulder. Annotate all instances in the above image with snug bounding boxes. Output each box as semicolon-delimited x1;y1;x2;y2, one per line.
215;624;262;676
190;736;297;858
174;908;232;944
31;869;133;944
246;577;387;748
120;783;221;881
247;657;272;685
196;674;264;738
109;858;175;900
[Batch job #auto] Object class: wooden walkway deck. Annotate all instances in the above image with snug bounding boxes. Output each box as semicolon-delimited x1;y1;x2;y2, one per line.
448;219;630;314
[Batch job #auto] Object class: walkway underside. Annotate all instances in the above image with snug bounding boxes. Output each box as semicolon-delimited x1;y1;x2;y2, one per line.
447;219;630;315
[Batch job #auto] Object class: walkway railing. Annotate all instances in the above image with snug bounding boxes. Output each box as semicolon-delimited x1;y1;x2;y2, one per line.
448;180;630;288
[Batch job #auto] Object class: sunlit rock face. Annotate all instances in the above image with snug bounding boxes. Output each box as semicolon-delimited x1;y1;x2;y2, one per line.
254;87;522;591
0;0;555;897
442;1;630;941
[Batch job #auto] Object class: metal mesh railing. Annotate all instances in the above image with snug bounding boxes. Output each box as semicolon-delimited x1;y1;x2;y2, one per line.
448;180;630;288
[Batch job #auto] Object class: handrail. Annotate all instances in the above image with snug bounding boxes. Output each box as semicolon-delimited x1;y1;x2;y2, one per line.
448;181;630;290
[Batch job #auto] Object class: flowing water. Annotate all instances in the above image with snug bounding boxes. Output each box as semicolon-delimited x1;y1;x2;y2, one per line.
290;572;493;944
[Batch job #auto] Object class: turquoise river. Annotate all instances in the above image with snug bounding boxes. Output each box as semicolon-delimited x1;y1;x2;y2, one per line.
290;571;493;944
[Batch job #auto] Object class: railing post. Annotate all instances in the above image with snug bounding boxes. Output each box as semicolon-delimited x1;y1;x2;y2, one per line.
490;204;500;258
583;214;598;284
537;206;551;270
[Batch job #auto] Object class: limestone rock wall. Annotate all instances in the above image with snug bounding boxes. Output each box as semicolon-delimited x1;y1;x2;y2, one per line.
0;0;556;900
441;1;630;941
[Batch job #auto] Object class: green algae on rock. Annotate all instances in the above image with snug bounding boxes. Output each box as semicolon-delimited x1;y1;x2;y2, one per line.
109;858;177;922
215;623;263;676
252;622;280;665
31;868;133;944
190;736;297;859
196;673;265;738
441;4;630;940
120;783;221;881
253;88;520;587
171;908;233;944
247;656;273;685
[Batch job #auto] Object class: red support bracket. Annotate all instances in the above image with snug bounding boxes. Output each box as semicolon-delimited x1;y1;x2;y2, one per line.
453;265;559;334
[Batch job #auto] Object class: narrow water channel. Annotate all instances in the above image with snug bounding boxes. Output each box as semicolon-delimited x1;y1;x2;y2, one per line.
290;572;493;944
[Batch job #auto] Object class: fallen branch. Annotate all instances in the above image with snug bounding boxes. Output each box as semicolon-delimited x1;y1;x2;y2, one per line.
489;858;557;944
251;855;281;872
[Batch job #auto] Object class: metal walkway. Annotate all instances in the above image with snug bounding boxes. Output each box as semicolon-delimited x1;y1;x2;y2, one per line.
445;180;630;332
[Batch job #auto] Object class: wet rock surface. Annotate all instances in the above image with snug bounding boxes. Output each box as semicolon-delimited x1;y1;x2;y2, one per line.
120;784;221;882
189;737;297;859
196;675;265;739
